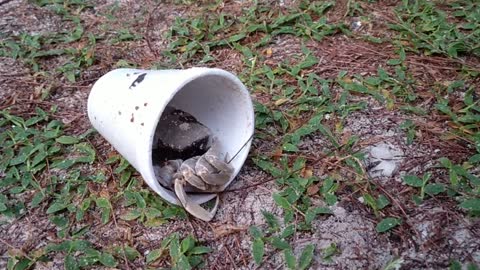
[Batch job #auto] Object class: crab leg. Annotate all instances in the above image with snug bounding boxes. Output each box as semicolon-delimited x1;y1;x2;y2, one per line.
154;159;182;187
174;178;219;222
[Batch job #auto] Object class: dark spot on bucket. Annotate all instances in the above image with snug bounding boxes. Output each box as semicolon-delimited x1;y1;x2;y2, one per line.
126;73;130;77
94;116;97;120
118;111;122;115
130;113;134;123
135;106;139;110
129;73;147;90
144;102;148;107
141;123;144;126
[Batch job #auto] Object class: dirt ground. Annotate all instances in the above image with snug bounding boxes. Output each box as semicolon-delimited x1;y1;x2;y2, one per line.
1;0;480;269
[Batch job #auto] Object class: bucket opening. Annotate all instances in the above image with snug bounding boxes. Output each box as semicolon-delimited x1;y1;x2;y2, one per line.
150;73;252;194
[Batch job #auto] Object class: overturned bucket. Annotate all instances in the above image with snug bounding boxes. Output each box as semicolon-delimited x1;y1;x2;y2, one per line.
87;68;254;209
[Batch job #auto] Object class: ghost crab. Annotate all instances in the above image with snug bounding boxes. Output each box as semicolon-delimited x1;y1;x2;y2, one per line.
155;140;234;221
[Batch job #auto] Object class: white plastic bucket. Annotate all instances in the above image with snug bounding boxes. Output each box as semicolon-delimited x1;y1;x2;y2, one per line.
87;68;254;205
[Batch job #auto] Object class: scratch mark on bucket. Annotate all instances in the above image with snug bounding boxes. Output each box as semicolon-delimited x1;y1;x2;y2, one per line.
129;73;147;89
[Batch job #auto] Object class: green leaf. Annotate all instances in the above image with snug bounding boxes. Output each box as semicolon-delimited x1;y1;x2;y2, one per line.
78;129;95;140
467;263;479;270
398;47;406;61
363;193;378;212
188;246;211;255
176;254;192;270
384;257;405;270
459;199;480;211
95;197;111;224
317;124;340;148
46;202;67;214
169;234;181;263
299;54;318;69
100;207;111;224
70;240;91;252
95;197;110;208
10;257;31;270
305;207;332;224
133;192;147;208
468;154;480;164
424;183;445;196
64;254;79;270
281;225;295;239
284;249;296;269
400;106;427;115
181;235;196;254
144;217;167;227
262;210;280;230
387;59;402;65
77;254;99;267
298;244;314;270
449;260;461;270
50;215;69;228
324;193;337;205
253;159;283;177
402;175;423;187
321;178;334;193
120;170;132;186
376;217;401;233
228;33;246;42
51;159;76;169
146;249;162;264
322;243;338;262
376;195;390;209
282;143;299;152
273;193;291;209
412;194;423;205
161;233;178;249
187;255;203;269
99;253;117;267
270;236;290;250
113;245;140;261
75;143;96;164
252;238;264;265
145;207;163;219
56;136;80;144
439;157;452;168
120;209;142;221
7;256;16;270
249;226;264;239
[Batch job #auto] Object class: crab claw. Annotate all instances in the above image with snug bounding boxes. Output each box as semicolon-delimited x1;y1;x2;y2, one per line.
174;178;219;222
195;155;233;186
195;143;234;186
177;157;207;190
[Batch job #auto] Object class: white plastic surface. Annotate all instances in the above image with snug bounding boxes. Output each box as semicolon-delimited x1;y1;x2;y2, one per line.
87;68;254;205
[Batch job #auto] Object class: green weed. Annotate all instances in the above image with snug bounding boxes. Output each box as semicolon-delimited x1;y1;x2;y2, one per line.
146;233;211;269
389;0;480;58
